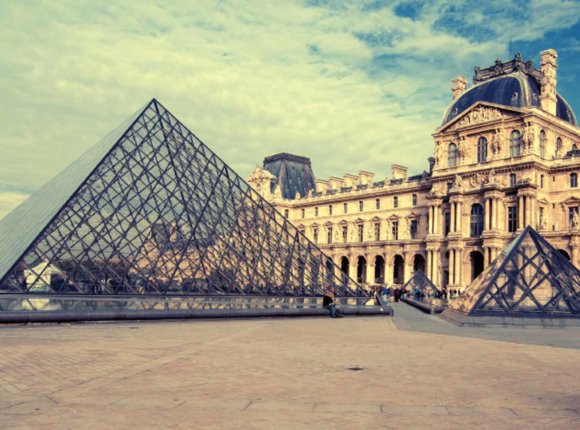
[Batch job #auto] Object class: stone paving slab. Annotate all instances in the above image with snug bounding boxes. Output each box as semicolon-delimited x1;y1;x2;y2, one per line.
0;315;579;429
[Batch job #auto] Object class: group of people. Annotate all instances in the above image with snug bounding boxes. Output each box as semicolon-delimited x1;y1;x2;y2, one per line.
440;287;461;299
322;284;462;318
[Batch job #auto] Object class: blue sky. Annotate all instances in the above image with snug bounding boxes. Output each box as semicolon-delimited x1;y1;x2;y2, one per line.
0;0;579;218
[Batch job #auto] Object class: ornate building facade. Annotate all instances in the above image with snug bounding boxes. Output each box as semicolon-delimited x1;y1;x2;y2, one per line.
249;49;580;291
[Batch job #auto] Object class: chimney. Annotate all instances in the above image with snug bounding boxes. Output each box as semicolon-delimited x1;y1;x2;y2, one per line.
391;164;408;180
451;76;467;99
540;49;558;116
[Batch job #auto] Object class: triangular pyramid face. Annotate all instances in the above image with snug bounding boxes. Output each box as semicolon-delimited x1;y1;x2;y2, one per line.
403;270;440;297
0;99;362;298
451;227;580;316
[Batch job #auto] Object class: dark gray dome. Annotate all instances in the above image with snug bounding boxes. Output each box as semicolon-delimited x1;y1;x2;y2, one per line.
443;72;577;126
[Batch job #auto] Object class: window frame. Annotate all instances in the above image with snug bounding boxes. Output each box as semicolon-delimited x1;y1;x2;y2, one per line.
477;136;487;163
510;130;522;157
448;143;458;167
470;204;484;237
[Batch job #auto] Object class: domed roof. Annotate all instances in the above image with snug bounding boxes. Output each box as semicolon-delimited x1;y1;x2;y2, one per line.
443;61;577;126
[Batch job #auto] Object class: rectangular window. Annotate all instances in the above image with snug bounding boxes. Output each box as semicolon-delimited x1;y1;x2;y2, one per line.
315;207;319;216
374;222;380;241
410;220;418;239
571;173;578;188
284;209;289;218
539;207;545;230
412;194;417;206
508;206;517;232
357;224;364;242
444;211;451;236
343;203;347;213
392;221;399;240
375;199;380;209
342;225;348;243
313;228;319;243
328;205;333;215
327;227;333;244
540;175;544;188
510;174;517;188
569;207;579;228
359;200;363;211
393;196;398;208
301;208;305;218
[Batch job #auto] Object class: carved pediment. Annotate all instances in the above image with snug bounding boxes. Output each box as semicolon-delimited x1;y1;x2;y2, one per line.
440;102;521;133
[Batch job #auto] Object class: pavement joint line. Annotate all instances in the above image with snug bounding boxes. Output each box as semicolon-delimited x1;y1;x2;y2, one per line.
49;321;268;399
242;400;254;411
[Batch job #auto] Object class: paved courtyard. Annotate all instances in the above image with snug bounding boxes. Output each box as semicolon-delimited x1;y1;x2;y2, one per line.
0;304;579;429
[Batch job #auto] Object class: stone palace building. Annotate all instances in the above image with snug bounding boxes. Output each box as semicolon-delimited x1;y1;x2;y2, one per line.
248;49;580;291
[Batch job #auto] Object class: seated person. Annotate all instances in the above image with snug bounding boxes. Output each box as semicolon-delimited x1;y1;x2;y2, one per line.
322;287;343;318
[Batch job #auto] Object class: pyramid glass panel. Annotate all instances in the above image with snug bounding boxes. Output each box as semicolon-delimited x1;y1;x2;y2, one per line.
450;227;580;317
402;270;441;299
0;100;367;318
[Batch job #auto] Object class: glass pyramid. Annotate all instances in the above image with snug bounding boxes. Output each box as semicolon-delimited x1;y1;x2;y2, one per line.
0;99;365;310
450;226;580;316
403;270;440;299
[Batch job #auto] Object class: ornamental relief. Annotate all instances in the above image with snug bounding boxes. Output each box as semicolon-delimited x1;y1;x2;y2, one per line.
455;106;504;128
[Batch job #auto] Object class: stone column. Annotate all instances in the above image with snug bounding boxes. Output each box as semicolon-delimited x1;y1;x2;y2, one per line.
485;198;490;230
385;255;394;285
450;249;455;285
404;253;413;284
450;203;456;233
456;202;462;235
529;195;537;229
348;256;357;283
367;258;375;285
426;250;432;279
436;250;440;287
455;249;462;288
518;196;524;229
429;206;434;234
493;197;499;230
570;245;578;268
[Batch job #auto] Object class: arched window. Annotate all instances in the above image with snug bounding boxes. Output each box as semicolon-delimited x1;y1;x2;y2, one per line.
470;204;484;237
539;130;546;158
477;137;487;163
448;143;458;167
510;130;521;157
556;137;562;155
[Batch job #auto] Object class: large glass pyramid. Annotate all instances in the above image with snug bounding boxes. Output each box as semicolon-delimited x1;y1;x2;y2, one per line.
449;226;579;317
0;99;368;320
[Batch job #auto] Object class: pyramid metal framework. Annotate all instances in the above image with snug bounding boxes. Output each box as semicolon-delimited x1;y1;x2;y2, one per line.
403;270;440;298
450;226;580;316
0;99;365;301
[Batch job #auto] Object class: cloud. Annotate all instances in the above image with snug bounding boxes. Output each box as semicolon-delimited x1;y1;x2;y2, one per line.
0;0;578;220
0;192;29;220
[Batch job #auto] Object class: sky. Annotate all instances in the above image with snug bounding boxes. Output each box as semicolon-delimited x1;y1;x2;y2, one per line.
0;0;579;219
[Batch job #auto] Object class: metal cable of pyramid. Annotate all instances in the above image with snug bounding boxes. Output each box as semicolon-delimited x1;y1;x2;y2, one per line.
0;99;383;322
442;226;580;325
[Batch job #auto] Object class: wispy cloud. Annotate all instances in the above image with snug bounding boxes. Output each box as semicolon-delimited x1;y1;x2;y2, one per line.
0;0;578;219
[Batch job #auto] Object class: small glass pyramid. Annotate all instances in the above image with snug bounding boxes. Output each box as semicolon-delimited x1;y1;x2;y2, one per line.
450;226;580;316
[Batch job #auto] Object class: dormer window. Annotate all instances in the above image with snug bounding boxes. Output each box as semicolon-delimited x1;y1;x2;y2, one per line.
556;137;562;155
